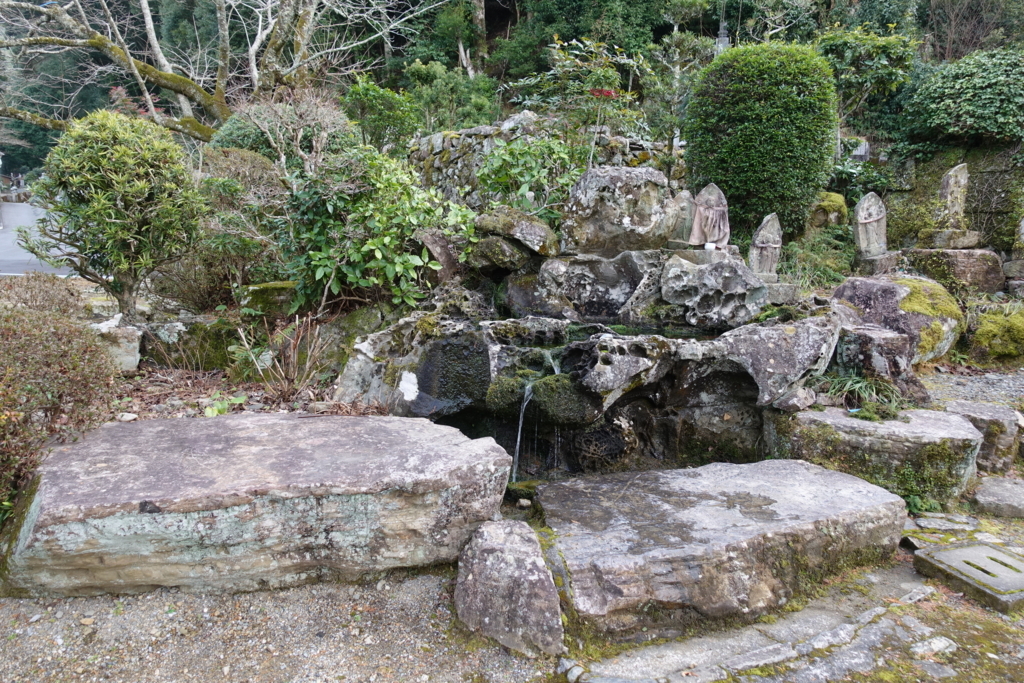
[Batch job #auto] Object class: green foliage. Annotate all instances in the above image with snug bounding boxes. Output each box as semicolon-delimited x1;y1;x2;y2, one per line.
0;308;116;528
489;0;668;78
905;50;1024;143
402;0;479;68
829;156;894;204
404;61;501;133
779;221;855;290
278;148;476;310
22;110;205;321
817;28;916;124
203;390;246;417
642;30;716;144
341;75;421;151
504;38;648;159
683;43;838;239
845;0;918;31
477;137;586;222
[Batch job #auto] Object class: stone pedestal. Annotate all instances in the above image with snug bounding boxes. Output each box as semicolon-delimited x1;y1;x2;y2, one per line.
855;251;900;276
907;249;1005;294
764;282;800;304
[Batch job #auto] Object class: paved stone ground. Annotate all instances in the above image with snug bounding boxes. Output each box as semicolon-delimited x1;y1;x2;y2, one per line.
920;366;1024;409
572;546;1024;683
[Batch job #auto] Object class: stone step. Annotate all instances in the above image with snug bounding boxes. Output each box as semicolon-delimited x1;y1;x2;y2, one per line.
535;460;906;634
1;414;510;597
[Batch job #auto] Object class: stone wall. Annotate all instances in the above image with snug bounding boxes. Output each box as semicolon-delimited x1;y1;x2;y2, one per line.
408;111;681;210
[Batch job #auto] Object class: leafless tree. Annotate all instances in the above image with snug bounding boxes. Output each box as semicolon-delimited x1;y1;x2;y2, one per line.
0;0;447;140
926;0;1013;62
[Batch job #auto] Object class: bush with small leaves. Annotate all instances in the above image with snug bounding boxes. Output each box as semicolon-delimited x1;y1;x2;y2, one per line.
1;308;117;527
684;43;838;240
22;110;205;321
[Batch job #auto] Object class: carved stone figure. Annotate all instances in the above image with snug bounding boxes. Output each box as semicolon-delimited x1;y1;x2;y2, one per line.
939;163;969;230
853;192;887;259
688;183;730;248
749;213;782;282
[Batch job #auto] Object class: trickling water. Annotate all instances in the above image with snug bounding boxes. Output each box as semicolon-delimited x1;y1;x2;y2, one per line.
511;383;534;483
542;349;561;375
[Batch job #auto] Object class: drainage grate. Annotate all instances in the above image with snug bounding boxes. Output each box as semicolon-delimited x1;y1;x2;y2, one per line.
913;542;1024;613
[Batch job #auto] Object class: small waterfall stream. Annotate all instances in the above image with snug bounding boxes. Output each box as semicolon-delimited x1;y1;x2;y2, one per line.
511;383;534;483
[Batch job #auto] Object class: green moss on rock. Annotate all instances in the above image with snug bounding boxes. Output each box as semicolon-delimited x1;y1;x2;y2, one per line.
892;277;964;358
530;374;601;428
485;376;526;417
971;310;1024;359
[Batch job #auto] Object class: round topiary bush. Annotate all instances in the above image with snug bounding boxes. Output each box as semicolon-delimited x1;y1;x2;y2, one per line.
26;110;205;322
683;43;838;241
0;308;116;526
906;50;1024;143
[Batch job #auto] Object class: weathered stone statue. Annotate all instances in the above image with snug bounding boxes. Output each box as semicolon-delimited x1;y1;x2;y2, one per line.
688;183;730;248
748;213;782;283
939;163;969;230
853;192;888;259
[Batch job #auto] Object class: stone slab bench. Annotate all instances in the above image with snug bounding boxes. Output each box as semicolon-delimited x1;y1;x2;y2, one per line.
536;460;906;633
1;414;510;597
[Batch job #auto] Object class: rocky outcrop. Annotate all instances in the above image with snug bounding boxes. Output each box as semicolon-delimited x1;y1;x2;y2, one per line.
2;414;511;597
536;460;905;633
835;325;930;405
944;400;1022;474
832;276;963;364
409;115;675;210
906;249;1005;294
660;257;767;330
475;206;560;257
89;315;142;373
560;167;681;256
455;521;564;656
537;250;665;321
779;408;982;504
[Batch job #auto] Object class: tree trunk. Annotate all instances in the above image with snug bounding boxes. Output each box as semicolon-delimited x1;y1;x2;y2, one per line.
471;0;487;63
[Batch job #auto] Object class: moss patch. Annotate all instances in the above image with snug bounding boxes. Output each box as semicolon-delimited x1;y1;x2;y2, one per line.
530;374;601;428
971;310;1024;359
892;277;964;358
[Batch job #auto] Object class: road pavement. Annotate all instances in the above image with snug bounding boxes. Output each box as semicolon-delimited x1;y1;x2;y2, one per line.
0;202;70;276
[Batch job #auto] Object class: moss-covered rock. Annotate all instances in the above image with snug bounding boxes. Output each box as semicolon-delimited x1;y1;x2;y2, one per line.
786;407;982;506
971;310;1024;359
238;281;298;317
144;316;239;370
808;191;848;228
320;304;397;372
530;374;602;428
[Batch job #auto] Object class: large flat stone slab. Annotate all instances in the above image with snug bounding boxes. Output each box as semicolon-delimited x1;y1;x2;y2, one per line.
536;460;905;633
2;414;510;597
974;477;1024;518
782;408;982;504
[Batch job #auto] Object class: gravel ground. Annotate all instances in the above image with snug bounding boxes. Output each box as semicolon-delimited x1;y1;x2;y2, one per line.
0;568;552;683
920;366;1024;408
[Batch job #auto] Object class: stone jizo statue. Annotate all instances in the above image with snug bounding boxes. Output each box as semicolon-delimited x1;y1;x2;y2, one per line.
853;192;887;259
749;213;782;281
688;183;730;249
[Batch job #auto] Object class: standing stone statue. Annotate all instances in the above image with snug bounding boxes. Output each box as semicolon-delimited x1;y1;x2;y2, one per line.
939;163;969;230
853;192;888;259
688;183;730;248
748;213;782;283
669;189;695;244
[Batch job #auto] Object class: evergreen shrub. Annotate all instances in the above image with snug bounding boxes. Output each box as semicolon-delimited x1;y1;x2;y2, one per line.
683;43;838;240
0;308;116;527
905;50;1024;143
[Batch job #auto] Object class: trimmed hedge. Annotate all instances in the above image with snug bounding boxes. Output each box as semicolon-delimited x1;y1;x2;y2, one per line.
1;308;116;526
683;43;838;240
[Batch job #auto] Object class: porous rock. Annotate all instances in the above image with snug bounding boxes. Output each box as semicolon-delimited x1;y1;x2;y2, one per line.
455;521;564;656
2;414;510;597
539;250;665;320
944;401;1020;474
560;166;680;256
906;249;1005;294
782;408;982;503
536;460;905;632
832;276;963;364
660;257;767;330
468;236;532;275
974;477;1024;518
505;272;581;320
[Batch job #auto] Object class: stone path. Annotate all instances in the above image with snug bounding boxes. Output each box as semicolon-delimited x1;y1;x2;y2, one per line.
921;367;1024;408
569;550;1024;683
